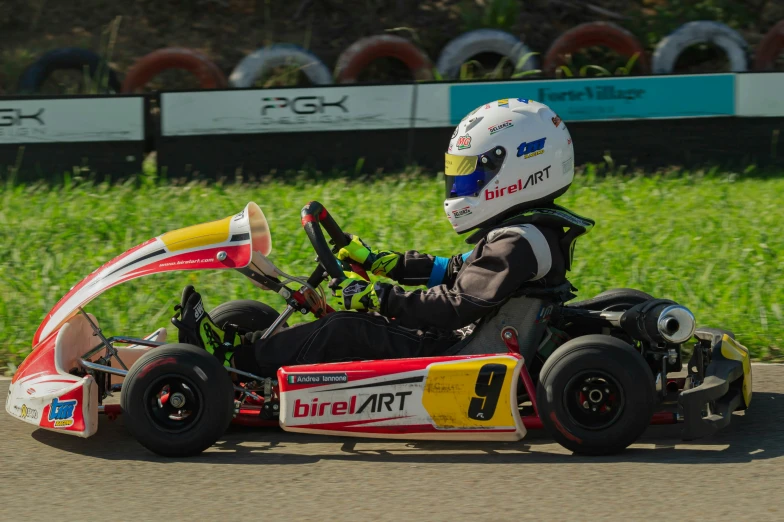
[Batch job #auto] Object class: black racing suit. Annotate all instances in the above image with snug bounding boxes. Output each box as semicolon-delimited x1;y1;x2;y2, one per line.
233;222;567;376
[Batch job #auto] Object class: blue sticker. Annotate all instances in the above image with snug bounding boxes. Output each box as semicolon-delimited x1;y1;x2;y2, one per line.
49;398;76;428
450;74;735;124
517;137;547;158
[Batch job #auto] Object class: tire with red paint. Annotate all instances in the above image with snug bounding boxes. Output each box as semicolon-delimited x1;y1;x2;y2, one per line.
536;334;655;455
754;20;784;71
121;47;227;93
652;21;748;74
121;343;234;457
335;35;433;83
436;29;537;79
543;22;649;76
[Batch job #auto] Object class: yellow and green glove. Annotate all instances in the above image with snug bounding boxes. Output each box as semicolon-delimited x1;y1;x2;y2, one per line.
331;272;381;311
337;235;400;278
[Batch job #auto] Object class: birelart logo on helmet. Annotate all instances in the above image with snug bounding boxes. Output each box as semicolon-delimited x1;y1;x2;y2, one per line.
498;99;509;108
488;120;513;135
517;137;547;159
485;166;552;200
456;135;472;150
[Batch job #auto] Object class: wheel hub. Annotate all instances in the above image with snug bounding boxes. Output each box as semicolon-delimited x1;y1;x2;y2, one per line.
566;371;625;430
145;376;203;434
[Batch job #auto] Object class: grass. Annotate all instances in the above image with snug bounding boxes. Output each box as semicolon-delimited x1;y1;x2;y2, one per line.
1;165;783;373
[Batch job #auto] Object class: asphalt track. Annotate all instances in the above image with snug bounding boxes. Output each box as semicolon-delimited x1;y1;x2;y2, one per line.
2;365;783;522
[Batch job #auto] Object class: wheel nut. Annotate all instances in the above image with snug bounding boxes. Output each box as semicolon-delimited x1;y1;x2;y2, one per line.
170;392;186;408
582;387;588;392
605;388;610;394
272;404;279;411
592;406;597;412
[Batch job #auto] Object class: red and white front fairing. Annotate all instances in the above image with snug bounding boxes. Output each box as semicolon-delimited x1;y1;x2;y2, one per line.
6;313;167;437
278;354;526;441
8;202;272;437
33;202;271;346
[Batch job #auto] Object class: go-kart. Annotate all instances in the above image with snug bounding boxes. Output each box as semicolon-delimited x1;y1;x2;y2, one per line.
5;201;752;457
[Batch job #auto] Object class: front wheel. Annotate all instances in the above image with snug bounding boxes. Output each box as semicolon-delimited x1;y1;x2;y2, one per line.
536;334;655;455
121;343;235;457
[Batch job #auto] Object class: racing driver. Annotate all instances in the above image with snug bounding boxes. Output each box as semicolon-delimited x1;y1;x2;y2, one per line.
178;98;588;377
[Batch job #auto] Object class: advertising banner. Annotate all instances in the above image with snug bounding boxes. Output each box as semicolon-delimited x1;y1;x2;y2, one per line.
735;72;784;117
161;85;416;136
449;74;735;124
0;97;145;144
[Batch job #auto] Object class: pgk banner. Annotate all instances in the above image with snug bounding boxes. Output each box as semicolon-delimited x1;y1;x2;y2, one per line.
448;74;736;123
160;85;416;136
0;97;145;144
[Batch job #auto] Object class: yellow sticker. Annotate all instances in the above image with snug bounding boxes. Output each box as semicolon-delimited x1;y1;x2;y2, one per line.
444;153;478;176
422;356;521;429
161;215;232;252
720;334;752;407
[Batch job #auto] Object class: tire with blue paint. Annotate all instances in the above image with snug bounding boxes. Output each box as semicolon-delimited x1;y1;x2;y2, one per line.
229;44;333;87
436;29;537;80
543;22;649;76
17;47;121;94
652;21;748;74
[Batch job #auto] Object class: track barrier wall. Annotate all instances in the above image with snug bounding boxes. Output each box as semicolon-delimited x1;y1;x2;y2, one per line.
1;72;784;179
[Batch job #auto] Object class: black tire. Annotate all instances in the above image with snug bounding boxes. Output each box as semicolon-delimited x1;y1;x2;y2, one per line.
17;48;121;93
568;288;653;312
121;343;234;457
208;300;284;333
537;334;656;455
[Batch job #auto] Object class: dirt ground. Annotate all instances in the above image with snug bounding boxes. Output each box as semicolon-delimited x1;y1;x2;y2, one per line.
1;0;784;93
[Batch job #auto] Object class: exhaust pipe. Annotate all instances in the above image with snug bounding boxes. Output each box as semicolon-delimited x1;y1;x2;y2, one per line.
656;305;696;344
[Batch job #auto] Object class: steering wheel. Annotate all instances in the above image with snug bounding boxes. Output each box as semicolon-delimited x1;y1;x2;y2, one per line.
300;201;370;283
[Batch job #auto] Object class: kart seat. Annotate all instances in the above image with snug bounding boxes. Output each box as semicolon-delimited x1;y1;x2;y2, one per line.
451;283;575;363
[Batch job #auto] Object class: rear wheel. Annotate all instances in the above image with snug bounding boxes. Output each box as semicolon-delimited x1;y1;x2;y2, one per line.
537;334;656;455
209;299;283;333
121;343;234;457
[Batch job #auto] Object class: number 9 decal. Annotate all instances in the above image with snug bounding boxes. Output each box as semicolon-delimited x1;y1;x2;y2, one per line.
467;363;508;421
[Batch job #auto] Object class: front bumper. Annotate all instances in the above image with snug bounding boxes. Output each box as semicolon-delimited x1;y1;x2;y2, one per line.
679;328;752;440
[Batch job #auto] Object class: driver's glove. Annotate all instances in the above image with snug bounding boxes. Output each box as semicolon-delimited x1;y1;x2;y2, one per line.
336;235;400;278
330;272;381;312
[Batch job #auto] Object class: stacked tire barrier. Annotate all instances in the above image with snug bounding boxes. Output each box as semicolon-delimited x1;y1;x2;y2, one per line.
7;19;784;94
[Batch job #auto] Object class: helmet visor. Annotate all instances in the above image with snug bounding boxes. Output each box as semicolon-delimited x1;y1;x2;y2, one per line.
444;147;506;199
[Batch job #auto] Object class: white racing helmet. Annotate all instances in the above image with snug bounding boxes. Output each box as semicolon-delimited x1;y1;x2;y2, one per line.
444;98;575;233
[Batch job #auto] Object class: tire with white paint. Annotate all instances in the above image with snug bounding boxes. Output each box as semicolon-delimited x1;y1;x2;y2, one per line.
652;21;748;74
229;44;333;87
436;29;537;79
